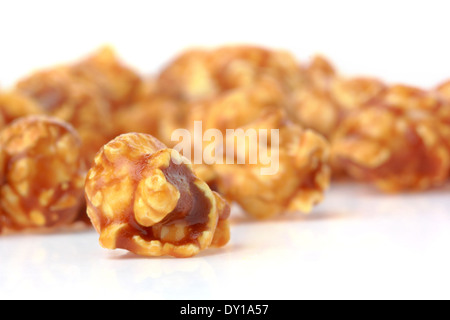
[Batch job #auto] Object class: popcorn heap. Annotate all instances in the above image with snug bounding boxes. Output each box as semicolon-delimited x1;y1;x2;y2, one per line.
1;45;448;257
155;47;330;219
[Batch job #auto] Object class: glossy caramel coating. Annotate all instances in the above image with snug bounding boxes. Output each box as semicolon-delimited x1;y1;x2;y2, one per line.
85;133;231;258
332;85;450;192
0;116;86;233
16;67;113;164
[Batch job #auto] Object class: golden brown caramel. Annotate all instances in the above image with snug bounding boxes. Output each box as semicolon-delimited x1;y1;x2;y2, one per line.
0;91;43;128
111;93;185;147
436;80;450;101
71;46;143;110
0;115;86;233
85;133;230;258
332;85;450;192
16;67;113;164
157;45;304;102
212;110;331;219
288;54;386;139
154;46;332;217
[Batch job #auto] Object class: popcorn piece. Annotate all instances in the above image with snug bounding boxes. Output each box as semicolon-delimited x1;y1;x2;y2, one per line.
332;85;450;192
213;110;331;219
178;75;287;184
157;48;331;218
157;49;214;101
71;46;143;110
16;67;113;164
0;91;43;128
112;93;186;148
288;87;339;138
85;133;231;258
186;78;285;133
436;80;450;101
0;116;86;233
302;54;336;92
157;45;304;102
330;77;386;113
288;54;386;138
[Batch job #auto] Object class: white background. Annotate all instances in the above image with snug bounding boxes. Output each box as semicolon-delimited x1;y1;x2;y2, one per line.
1;0;450;300
1;0;450;88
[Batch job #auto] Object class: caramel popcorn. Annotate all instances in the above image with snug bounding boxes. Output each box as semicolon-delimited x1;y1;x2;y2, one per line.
332;85;450;192
16;67;113;164
287;55;341;138
288;86;339;138
288;54;386;138
330;77;386;113
0;116;86;233
157;45;304;102
212;110;331;219
141;46;299;188
176;73;287;184
302;54;336;92
4;43;448;241
436;80;450;101
0;91;43;128
186;78;285;134
71;46;143;110
85;133;231;258
156;48;331;218
112;93;186;148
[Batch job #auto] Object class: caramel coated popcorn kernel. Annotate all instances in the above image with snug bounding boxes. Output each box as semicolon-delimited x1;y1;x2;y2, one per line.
213;110;331;219
112;93;186;148
71;46;143;110
288;54;386;138
0;91;43;129
85;133;231;258
332;85;450;192
0;116;86;233
436;80;450;101
16;67;113;164
157;45;304;102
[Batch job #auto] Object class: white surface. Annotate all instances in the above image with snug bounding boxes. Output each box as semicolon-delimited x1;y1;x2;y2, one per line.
1;183;449;300
1;1;450;300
